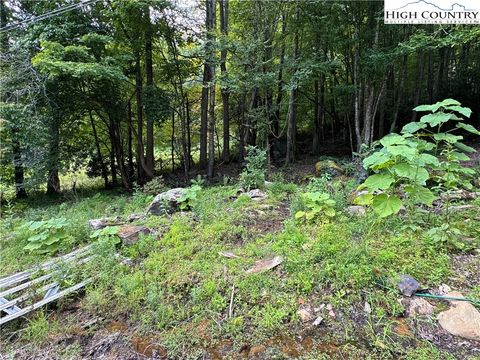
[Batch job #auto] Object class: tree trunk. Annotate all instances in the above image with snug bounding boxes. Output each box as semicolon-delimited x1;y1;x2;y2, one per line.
411;52;425;122
390;54;407;133
219;0;230;163
12;134;27;199
127;101;134;182
285;3;299;165
135;55;146;185
89;111;109;188
145;18;154;179
274;12;287;138
207;0;216;178
46;120;60;195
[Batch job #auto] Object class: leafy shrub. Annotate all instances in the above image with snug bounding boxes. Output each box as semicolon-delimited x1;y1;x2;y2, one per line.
142;176;167;195
90;225;121;245
178;185;202;210
294;191;336;223
22;217;72;254
356;99;478;217
239;146;267;190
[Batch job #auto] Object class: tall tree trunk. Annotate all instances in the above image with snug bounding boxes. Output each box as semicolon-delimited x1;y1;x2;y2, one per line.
109;118;118;186
274;12;287;138
353;19;362;152
207;0;217;178
390;54;407;132
127;101;134;182
312;75;324;155
145;17;154;179
12;133;27;199
46;119;60;195
219;0;230;163
135;55;146;185
89;111;109;188
285;3;299;165
411;52;425;122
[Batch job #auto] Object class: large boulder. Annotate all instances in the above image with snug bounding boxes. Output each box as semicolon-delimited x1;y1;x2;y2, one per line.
315;160;344;177
147;188;185;215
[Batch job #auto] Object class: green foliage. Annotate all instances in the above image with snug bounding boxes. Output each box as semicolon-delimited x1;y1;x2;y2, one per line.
22;217;72;254
357;99;478;217
178;185;202;210
294;192;336;223
142;176;167;196
239;146;267;190
90;225;121;246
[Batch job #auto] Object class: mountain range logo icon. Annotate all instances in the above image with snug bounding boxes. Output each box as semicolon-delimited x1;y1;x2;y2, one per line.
392;0;475;11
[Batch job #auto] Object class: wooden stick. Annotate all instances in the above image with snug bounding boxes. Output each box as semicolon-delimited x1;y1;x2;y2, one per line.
228;285;235;318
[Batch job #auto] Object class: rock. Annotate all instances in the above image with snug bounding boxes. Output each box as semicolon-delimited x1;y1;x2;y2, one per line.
397;274;420;297
127;213;145;222
117;225;151;245
246;256;282;274
147;188;185;215
297;307;314;322
345;205;366;216
89;219;108;230
407;297;434;317
438;284;452;295
438;291;480;341
312;316;323;326
315;160;344;177
246;189;267;201
364;302;371;314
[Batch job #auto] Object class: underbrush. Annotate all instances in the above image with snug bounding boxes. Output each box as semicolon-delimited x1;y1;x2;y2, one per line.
1;169;479;359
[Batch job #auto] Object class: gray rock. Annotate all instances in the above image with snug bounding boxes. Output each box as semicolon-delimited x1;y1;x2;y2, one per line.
345;205;366;216
397;274;420;297
89;219;107;230
407;297;434;317
246;189;267;201
147;188;185;215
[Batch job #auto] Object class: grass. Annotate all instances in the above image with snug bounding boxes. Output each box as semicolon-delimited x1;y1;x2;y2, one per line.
1;173;479;359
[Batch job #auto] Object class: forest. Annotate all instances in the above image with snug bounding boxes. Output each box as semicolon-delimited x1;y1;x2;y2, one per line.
1;0;480;359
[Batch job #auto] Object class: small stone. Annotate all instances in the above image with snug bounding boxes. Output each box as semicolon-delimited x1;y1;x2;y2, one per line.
345;206;366;216
314;304;325;313
127;213;145;222
364;302;371;314
246;189;267;201
328;310;336;318
297;308;314;322
438;284;452;295
312;316;323;326
117;225;151;245
326;304;333;311
407;297;434;317
438;292;480;341
88;219;108;230
397;274;420;297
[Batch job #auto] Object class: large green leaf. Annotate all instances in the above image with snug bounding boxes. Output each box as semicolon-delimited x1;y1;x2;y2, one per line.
419;112;452;127
457;122;480;135
449;151;470;161
445;106;472;118
372;194;402;218
418;153;439;167
359;173;395;191
380;134;406;147
433;133;463;144
392;163;429;184
454;142;476;153
401;122;427;134
354;193;373;205
431;98;461;112
404;185;436;206
363;151;391;169
387;145;417;159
